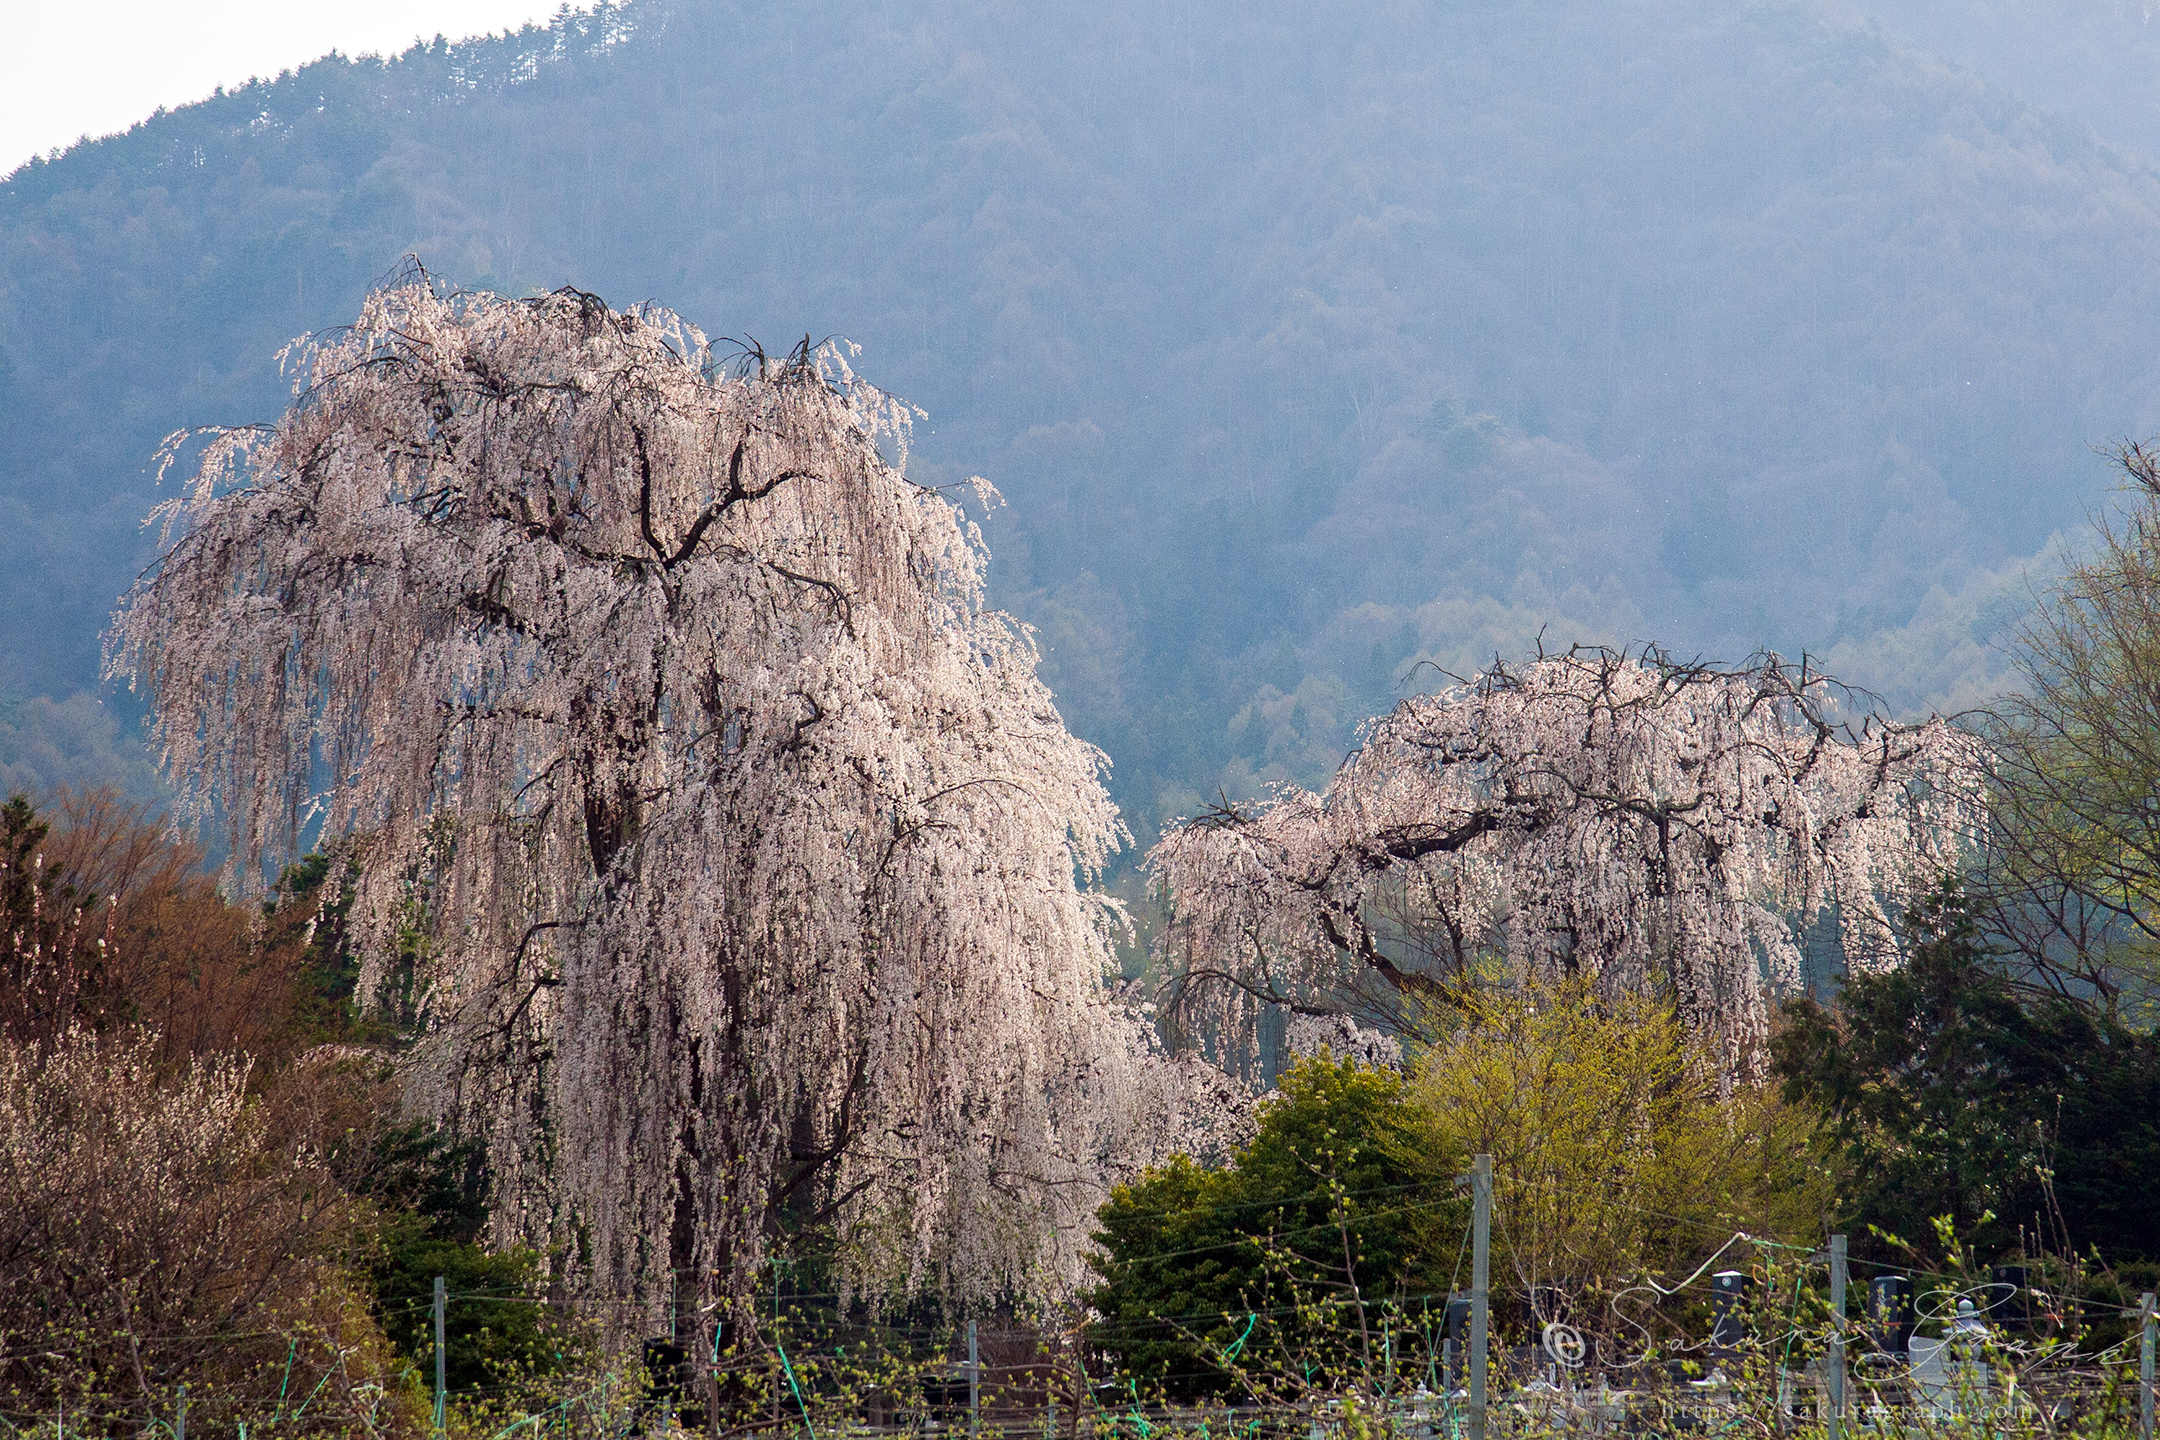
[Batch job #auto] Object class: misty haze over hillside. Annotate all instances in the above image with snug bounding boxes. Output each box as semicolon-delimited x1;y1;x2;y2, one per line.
5;0;2159;834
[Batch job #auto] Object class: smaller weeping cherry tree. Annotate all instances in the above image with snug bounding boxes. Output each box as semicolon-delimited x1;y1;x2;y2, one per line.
1148;647;1986;1071
107;273;1236;1343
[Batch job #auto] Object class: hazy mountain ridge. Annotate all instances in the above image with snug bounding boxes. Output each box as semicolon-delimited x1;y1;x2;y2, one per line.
1845;0;2160;163
0;0;2148;829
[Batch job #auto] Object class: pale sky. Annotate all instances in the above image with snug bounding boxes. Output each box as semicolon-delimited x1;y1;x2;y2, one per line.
4;1;579;176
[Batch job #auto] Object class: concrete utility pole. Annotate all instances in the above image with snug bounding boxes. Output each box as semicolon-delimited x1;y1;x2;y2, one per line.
175;1385;187;1440
433;1275;448;1437
2140;1292;2155;1440
1469;1154;1491;1440
1828;1236;1847;1440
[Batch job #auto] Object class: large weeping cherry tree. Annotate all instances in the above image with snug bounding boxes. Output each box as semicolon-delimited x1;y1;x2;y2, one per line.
1149;648;1985;1071
108;277;1229;1329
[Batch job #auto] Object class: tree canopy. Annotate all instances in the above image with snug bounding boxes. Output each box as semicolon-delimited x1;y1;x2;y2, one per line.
1773;890;2160;1268
1150;650;1981;1069
1981;442;2160;1009
1086;1055;1446;1401
1412;982;1832;1299
1089;1009;1833;1403
108;277;1216;1330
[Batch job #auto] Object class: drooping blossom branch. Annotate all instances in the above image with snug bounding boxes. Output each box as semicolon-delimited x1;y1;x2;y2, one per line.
1149;647;1985;1069
108;274;1230;1330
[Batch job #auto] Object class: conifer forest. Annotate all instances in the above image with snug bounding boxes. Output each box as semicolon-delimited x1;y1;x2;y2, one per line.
11;2;2160;1438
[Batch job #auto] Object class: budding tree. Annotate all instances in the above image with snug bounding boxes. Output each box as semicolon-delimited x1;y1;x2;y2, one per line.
1149;649;1984;1067
108;277;1214;1327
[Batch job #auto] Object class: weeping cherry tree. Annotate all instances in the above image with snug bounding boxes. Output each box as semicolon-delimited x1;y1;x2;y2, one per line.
1149;648;1984;1068
108;277;1223;1331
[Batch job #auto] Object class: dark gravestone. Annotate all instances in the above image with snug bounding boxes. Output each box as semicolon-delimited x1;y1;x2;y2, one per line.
1868;1275;1913;1352
637;1339;701;1434
1710;1271;1750;1353
1987;1266;2032;1330
1444;1296;1472;1392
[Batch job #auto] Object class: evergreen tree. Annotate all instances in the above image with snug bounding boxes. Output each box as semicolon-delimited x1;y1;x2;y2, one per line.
1773;889;2160;1266
1087;1055;1446;1400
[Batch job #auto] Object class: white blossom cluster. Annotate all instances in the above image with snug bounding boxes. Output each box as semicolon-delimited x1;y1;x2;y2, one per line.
0;825;102;1044
1149;649;1985;1068
1284;1011;1402;1069
0;1026;264;1294
0;1025;255;1187
108;279;1217;1322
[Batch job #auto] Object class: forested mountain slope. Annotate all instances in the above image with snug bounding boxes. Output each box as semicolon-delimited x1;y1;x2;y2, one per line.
3;0;2152;829
1847;0;2160;162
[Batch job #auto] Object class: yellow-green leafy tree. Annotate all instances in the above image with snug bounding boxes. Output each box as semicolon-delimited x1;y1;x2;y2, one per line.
1407;982;1835;1323
1987;440;2160;1014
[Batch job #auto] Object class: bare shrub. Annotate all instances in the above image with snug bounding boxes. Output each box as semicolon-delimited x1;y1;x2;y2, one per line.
2;788;307;1059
